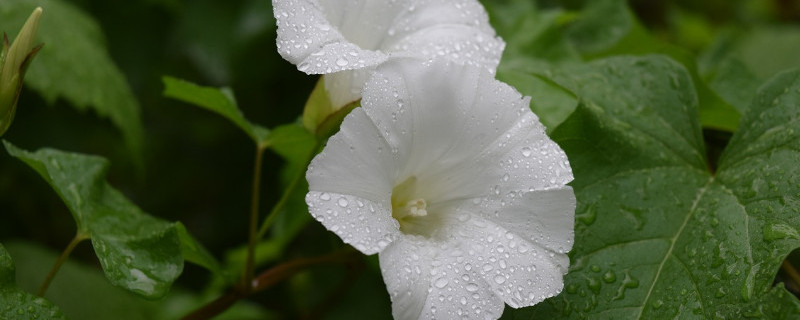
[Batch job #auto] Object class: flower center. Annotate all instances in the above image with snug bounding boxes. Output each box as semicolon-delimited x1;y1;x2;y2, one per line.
391;176;439;237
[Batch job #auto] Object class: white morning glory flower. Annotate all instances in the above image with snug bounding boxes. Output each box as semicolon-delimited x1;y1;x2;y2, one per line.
305;59;575;320
273;0;505;109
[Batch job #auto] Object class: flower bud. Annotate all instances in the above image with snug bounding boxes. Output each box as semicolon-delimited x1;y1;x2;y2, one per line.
0;7;43;136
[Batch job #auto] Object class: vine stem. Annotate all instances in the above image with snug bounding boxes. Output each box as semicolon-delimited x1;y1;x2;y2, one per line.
242;146;266;292
256;140;321;239
38;233;88;296
182;248;360;320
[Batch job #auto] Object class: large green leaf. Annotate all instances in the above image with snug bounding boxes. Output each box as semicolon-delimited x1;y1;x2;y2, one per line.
0;0;144;158
0;243;67;319
162;76;270;146
3;141;221;298
508;57;800;318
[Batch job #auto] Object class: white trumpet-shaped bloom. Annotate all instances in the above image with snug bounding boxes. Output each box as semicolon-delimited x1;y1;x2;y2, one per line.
305;59;575;320
273;0;505;108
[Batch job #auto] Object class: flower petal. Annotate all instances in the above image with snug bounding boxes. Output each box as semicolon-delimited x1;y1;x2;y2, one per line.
306;108;403;254
307;107;397;200
361;59;572;204
481;187;576;254
323;68;374;109
274;0;504;109
459;215;571;308
380;235;505;320
306;191;398;254
273;0;389;74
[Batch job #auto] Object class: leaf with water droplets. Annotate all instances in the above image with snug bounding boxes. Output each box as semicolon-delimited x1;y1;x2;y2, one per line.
0;243;67;319
162;76;270;146
504;58;800;318
2;141;221;298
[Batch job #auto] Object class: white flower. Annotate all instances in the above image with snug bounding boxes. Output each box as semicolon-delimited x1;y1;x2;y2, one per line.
273;0;505;109
305;59;575;320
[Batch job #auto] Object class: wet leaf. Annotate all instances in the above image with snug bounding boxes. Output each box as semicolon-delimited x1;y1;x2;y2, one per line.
509;57;800;318
5;241;272;320
0;0;144;159
163;76;270;146
0;243;67;319
3;141;220;298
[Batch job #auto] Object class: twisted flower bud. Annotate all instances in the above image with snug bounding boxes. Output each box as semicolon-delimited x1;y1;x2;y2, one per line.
0;7;43;136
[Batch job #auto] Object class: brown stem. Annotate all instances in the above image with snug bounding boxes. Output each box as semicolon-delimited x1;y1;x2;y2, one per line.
242;146;266;293
38;233;87;296
181;290;244;320
251;248;359;293
182;248;360;320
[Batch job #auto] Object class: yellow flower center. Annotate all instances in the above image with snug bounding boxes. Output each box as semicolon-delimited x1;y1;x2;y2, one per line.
391;176;436;236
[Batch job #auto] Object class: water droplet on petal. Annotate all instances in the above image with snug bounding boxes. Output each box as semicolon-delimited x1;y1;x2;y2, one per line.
336;58;349;67
319;193;331;201
521;147;532;157
494;275;506;284
337;197;349;207
434;277;449;288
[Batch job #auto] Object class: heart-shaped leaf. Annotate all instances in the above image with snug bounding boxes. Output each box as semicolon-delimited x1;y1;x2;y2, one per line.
3;141;222;298
506;56;800;318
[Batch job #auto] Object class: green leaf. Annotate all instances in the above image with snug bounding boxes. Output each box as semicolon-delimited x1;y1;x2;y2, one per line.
0;0;144;159
175;223;225;279
2;141;219;298
0;243;67;320
563;0;741;132
514;57;800;318
267;123;317;167
162;76;270;146
566;0;635;56
484;0;580;65
5;240;272;320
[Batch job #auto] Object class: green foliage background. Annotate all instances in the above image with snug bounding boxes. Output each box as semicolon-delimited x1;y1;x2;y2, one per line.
1;0;800;318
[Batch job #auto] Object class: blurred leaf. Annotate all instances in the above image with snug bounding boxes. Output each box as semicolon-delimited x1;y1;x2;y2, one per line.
0;243;67;320
484;0;580;64
5;240;272;320
508;56;800;318
2;141;220;298
700;56;761;114
566;0;634;56
485;0;581;130
162;76;270;146
563;0;741;131
735;27;800;80
0;0;144;159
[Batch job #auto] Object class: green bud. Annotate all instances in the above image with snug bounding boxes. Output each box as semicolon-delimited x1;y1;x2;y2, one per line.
0;7;43;136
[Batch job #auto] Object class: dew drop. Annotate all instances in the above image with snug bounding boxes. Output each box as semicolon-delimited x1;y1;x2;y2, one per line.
336;58;349;67
319;193;331;201
466;283;479;292
521;147;532;157
434;277;449;288
494;275;506;284
337;197;349;207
